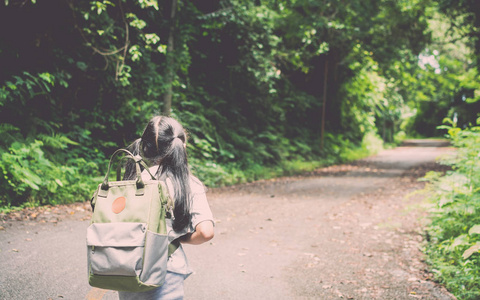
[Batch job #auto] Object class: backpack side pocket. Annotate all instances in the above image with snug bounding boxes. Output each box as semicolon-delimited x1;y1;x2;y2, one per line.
140;230;169;285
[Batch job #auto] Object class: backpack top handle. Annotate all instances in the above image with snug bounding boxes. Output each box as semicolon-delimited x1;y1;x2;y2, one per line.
98;149;155;198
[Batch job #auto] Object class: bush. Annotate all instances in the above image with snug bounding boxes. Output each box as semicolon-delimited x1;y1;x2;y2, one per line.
0;116;386;209
340;131;384;162
188;131;384;188
0;125;102;207
422;120;480;299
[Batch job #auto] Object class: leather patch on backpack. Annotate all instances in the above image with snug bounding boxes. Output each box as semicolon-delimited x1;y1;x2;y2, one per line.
112;197;126;214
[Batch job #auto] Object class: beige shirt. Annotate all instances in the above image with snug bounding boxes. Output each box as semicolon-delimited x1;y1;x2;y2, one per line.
142;167;214;275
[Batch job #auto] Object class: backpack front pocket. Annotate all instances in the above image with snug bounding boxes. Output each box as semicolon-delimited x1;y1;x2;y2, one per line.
87;222;147;276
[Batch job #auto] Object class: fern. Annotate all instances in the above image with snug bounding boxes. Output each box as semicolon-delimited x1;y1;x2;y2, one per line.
38;134;80;150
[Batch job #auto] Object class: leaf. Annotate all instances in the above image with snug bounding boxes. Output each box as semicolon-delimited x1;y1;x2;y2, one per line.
144;33;160;45
463;242;480;259
451;234;469;248
469;225;480;235
76;62;88;72
129;19;146;30
465;94;480;103
21;169;42;190
157;44;167;54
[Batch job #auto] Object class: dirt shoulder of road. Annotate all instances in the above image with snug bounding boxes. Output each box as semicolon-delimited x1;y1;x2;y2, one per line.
0;201;92;230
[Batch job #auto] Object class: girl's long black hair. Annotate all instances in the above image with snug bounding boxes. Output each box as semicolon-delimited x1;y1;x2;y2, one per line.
124;116;192;232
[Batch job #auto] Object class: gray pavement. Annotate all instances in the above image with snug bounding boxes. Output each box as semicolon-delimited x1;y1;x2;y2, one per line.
1;215;92;299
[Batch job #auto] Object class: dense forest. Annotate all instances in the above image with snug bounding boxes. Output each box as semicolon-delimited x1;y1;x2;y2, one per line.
0;0;478;202
1;0;480;298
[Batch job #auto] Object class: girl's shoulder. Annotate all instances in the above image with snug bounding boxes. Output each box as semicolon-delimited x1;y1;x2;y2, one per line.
189;175;207;194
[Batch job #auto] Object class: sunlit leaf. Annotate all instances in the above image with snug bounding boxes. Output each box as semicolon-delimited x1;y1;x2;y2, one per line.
463;243;480;259
469;225;480;235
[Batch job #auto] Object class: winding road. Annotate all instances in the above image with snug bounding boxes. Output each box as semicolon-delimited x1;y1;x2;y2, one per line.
0;140;455;299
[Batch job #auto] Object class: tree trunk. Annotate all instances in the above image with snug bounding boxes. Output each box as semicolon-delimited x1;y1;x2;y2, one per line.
162;0;177;116
320;60;328;150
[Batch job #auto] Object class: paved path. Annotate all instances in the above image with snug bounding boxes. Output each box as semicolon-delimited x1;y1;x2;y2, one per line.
0;142;455;299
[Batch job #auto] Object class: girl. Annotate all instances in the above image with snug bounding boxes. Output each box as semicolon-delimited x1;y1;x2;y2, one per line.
119;116;214;300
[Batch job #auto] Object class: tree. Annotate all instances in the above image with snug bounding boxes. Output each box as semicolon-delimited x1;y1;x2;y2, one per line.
162;0;178;116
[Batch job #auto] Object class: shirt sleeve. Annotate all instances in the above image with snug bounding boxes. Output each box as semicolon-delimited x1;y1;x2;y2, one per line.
189;177;215;230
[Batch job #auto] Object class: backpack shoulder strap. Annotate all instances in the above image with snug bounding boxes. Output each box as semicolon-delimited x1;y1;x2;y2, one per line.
158;175;179;256
158;177;174;212
168;240;180;256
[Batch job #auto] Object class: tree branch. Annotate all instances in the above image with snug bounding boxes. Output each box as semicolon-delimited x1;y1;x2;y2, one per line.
66;0;130;79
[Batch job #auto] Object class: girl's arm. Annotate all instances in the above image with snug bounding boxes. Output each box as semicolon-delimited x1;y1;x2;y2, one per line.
180;221;214;245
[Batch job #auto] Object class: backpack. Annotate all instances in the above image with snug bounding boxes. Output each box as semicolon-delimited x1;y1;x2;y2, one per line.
86;149;177;292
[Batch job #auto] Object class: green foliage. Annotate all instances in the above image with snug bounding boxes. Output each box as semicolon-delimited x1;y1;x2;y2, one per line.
0;0;472;212
0;71;58;106
340;132;384;161
422;121;480;299
403;10;480;137
0;124;102;207
340;45;410;143
188;129;383;187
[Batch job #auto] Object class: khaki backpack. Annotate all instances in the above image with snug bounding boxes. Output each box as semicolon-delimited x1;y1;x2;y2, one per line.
87;149;176;292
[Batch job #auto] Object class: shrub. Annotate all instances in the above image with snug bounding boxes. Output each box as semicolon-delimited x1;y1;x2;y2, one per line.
422;120;480;299
0;125;101;207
